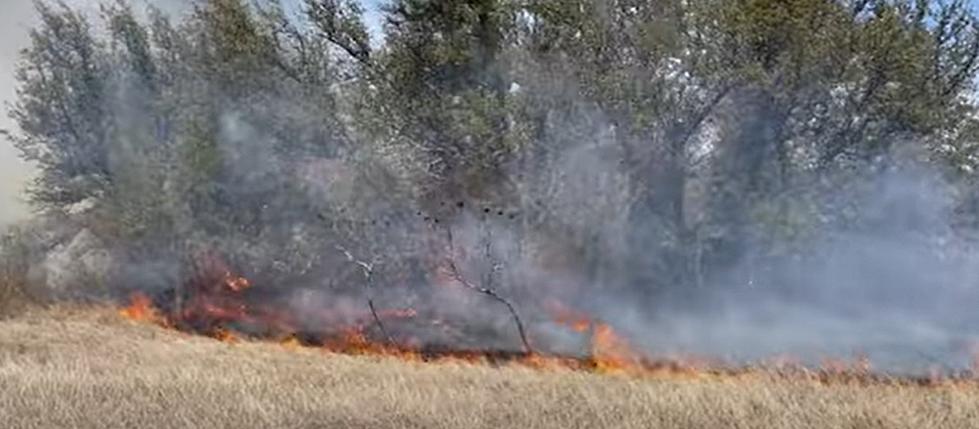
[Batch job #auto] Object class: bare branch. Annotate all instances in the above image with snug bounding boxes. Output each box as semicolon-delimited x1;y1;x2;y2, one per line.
335;244;392;344
443;226;533;354
305;0;372;67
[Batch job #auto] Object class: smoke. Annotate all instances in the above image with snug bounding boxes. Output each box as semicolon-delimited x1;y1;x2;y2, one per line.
432;79;979;373
0;0;198;227
527;107;979;373
585;166;979;374
5;0;979;377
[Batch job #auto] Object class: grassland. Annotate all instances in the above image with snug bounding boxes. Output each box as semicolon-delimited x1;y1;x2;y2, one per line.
0;306;977;429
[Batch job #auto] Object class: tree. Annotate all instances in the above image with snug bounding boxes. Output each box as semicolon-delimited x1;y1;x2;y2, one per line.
6;0;979;317
9;2;110;212
366;0;517;208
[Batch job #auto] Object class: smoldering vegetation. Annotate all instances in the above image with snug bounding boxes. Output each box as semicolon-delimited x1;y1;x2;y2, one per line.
3;0;979;375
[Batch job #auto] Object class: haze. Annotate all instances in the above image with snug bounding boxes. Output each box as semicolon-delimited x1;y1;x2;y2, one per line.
0;0;38;225
0;0;384;226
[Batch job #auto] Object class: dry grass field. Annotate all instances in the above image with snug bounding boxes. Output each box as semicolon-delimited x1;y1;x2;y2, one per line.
1;307;978;429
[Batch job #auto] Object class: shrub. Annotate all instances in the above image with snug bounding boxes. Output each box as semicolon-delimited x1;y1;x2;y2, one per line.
0;225;45;316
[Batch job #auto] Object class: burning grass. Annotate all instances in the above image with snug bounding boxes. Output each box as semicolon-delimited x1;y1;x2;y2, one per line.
115;259;979;388
4;252;970;428
1;306;979;429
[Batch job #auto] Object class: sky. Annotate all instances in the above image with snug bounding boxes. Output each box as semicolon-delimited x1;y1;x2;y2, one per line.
0;0;42;225
0;0;384;226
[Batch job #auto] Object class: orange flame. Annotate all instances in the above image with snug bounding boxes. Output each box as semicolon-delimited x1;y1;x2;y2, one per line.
590;323;643;373
545;300;644;373
211;326;239;344
549;302;592;333
280;335;302;350
112;252;979;386
119;293;161;324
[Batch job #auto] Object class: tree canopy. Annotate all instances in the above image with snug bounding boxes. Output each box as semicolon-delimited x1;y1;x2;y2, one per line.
6;0;979;309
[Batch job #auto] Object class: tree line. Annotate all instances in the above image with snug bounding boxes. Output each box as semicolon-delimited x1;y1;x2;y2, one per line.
3;0;979;312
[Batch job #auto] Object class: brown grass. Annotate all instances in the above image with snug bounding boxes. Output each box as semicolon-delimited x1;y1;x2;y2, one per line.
0;226;43;318
1;307;978;429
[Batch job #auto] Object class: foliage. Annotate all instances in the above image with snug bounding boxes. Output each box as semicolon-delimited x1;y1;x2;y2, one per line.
6;0;979;306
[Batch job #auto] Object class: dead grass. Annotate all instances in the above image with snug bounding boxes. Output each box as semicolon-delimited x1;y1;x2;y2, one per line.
0;307;977;429
0;226;43;318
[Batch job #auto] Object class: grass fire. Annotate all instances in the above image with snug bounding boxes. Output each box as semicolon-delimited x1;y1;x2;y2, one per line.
116;250;664;375
5;0;979;427
114;250;979;387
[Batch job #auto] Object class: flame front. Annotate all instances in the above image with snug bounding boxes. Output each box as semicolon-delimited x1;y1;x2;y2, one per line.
545;300;645;373
117;260;653;376
114;252;979;386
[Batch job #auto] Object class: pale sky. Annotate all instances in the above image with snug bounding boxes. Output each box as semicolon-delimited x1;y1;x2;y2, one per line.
0;0;41;225
0;0;129;225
